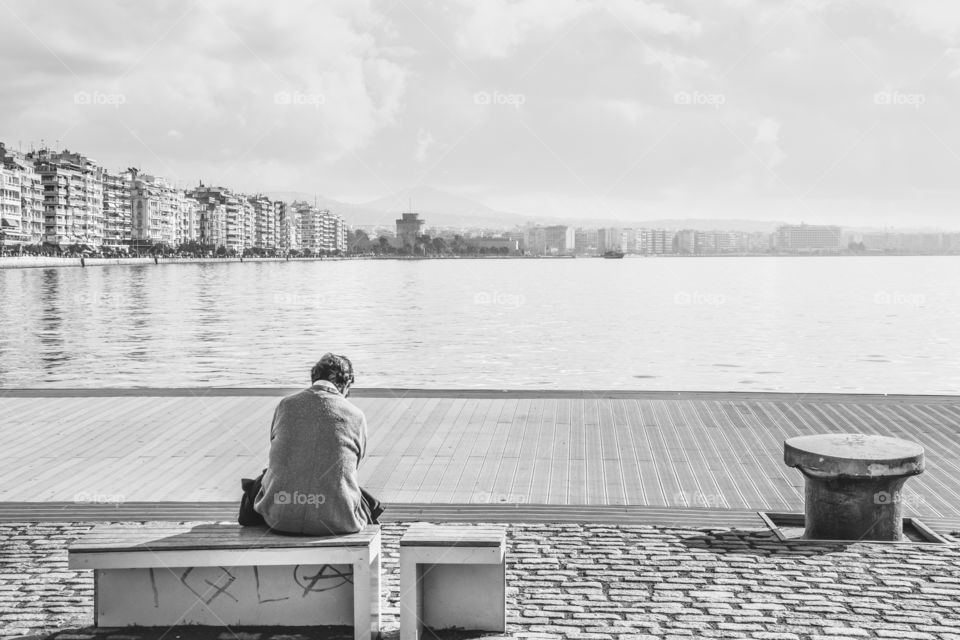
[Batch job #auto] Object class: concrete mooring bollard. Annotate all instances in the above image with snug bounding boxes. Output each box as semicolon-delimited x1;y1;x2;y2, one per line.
784;433;924;541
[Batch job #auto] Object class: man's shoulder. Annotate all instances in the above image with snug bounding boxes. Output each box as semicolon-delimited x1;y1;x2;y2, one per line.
279;389;364;420
338;398;366;422
278;388;312;407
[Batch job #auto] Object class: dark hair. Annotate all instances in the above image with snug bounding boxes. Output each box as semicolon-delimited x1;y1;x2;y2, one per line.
311;353;355;390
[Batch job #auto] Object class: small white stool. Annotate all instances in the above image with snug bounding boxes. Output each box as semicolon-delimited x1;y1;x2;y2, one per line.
399;523;506;639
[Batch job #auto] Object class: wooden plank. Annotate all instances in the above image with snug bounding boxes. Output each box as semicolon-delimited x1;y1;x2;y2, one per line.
362;397;434;492
454;400;506;502
583;398;607;505
471;400;517;503
428;401;477;503
611;399;644;504
547;400;570;504
400;523;504;547
684;401;745;509
362;396;420;489
525;399;553;503
494;399;531;501
411;400;467;500
71;523;379;552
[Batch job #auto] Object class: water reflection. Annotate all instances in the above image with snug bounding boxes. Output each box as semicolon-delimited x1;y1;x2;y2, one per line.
0;257;959;392
125;266;151;360
38;268;70;374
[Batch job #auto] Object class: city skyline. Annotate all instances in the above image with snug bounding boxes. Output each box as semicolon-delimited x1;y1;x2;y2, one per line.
2;1;960;228
6;136;960;236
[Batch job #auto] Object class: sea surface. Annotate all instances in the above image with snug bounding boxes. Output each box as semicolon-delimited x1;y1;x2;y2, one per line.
1;256;959;393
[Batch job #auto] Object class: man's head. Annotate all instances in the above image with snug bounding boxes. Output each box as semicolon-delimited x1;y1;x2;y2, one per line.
311;353;355;394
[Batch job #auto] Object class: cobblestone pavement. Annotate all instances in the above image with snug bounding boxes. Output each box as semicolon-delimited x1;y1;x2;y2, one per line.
2;521;960;640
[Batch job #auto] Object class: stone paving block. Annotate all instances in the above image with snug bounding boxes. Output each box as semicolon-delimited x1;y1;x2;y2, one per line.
4;521;960;638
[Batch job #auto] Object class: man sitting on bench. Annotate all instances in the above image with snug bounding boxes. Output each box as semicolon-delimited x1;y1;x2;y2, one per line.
240;353;384;535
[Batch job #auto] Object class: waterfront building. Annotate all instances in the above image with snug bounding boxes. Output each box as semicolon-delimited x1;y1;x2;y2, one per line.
276;201;300;253
197;197;227;250
321;208;333;251
661;230;678;254
27;148;105;249
695;230;741;254
100;170;129;252
0;163;23;248
239;198;255;251
675;229;696;254
637;229;651;254
175;195;200;247
224;191;244;253
897;233;945;254
0;143;43;247
306;208;347;253
597;227;620;254
18;159;43;246
187;185;246;253
544;225;575;255
524;226;546;255
248;195;278;252
638;228;676;255
697;231;718;254
465;235;521;253
860;232;896;252
330;211;347;253
294;201;318;253
295;201;344;254
775;224;842;253
126;170;179;249
574;228;599;255
187;185;234;251
395;212;424;250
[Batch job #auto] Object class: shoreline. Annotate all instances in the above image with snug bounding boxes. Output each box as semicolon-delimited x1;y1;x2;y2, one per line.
1;386;958;402
1;252;958;269
0;254;575;269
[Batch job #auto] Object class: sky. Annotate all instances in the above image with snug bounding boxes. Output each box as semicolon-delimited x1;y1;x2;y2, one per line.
2;0;960;228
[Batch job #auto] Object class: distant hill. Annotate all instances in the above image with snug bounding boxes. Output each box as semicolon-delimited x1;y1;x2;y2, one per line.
262;187;822;233
266;186;540;228
356;187;536;227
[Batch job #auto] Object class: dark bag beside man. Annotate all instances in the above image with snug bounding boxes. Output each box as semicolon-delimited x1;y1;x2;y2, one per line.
238;470;267;527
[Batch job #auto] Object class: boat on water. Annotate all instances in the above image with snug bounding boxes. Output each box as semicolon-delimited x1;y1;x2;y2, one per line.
602;251;625;259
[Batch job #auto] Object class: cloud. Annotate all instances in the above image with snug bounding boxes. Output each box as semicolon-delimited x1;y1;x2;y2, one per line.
415;128;435;162
0;0;409;185
453;0;699;59
2;0;960;226
599;99;646;127
753;117;785;168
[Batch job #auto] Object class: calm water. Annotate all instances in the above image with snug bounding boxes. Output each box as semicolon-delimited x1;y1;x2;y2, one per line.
1;256;959;393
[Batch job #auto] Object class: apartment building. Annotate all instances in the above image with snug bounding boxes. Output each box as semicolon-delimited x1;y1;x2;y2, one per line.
27;148;105;248
101;170;129;252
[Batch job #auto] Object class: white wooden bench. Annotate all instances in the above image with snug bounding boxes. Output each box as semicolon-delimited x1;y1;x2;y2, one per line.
399;523;506;639
68;523;381;639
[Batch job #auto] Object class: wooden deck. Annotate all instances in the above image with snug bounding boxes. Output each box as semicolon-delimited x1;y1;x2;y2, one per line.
2;389;959;519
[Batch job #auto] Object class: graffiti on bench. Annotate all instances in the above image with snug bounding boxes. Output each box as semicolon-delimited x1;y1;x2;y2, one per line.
142;564;353;608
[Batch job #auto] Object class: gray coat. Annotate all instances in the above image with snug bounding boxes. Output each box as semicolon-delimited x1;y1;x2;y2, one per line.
254;381;368;535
